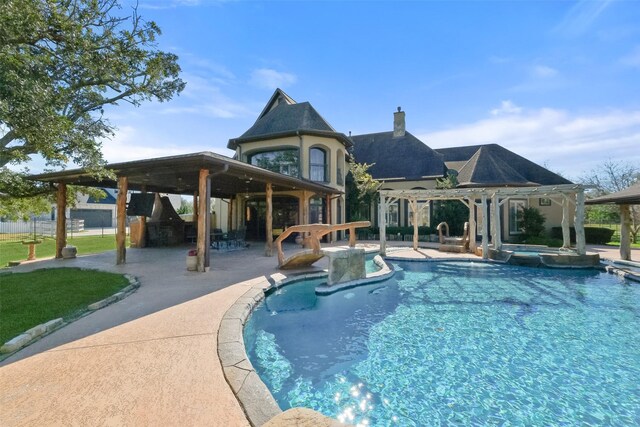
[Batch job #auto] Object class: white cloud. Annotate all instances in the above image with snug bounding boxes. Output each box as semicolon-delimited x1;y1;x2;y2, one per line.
249;68;297;90
419;105;640;178
161;73;256;119
491;100;522;116
553;0;613;37
101;126;191;163
532;65;558;78
620;46;640;68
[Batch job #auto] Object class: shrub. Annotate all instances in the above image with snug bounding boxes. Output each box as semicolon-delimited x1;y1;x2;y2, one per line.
549;227;615;245
517;207;546;237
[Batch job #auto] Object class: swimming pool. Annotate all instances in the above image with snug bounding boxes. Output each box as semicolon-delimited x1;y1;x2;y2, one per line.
244;262;640;426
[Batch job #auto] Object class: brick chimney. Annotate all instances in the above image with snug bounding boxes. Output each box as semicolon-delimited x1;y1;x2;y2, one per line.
393;106;405;138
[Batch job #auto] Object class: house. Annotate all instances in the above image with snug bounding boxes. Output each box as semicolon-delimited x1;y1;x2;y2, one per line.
226;89;350;241
234;89;574;241
349;106;573;239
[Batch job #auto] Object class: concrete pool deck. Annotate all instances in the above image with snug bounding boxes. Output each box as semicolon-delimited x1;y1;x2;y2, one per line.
1;241;637;426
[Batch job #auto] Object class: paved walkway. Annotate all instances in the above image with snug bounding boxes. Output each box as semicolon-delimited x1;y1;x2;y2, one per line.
1;242;637;426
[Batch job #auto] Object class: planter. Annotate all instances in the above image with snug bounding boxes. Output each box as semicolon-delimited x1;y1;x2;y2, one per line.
61;245;77;259
186;255;197;271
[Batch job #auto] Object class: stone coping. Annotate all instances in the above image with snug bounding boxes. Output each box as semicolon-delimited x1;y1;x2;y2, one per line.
605;265;640;283
0;272;140;356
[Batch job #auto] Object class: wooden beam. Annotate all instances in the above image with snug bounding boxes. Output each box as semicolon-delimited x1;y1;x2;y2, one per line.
55;182;67;259
325;194;332;243
116;176;128;265
468;198;477;252
575;190;586;255
197;168;209;272
620;204;631;261
491;193;502;250
410;198;418;250
228;196;233;232
139;185;147;248
379;195;387;256
265;183;273;256
561;195;571;249
481;195;489;259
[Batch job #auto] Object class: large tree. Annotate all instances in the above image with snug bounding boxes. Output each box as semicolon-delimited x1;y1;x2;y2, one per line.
0;0;185;216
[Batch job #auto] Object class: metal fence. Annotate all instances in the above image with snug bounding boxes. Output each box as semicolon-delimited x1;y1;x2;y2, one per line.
0;218;84;242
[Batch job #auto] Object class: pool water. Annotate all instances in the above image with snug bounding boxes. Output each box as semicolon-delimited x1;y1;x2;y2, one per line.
365;253;380;274
244;262;640;426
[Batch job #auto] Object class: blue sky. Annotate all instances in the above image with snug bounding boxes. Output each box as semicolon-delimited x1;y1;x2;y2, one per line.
98;0;640;180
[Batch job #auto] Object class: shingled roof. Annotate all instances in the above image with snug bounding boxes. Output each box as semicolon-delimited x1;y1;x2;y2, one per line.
455;146;539;187
585;181;640;205
350;131;446;180
436;143;572;186
228;89;352;149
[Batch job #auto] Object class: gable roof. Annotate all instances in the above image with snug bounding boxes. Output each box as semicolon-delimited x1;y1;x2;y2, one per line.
350;131;446;180
456;146;539;187
436;143;572;186
585;181;640;205
228;89;352;149
255;88;296;122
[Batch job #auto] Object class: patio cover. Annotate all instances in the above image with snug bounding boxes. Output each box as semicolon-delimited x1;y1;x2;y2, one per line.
29;151;341;198
584;181;640;205
585;181;639;261
29;151;341;271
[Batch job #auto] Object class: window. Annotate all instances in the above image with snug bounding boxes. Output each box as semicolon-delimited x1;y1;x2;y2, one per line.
509;200;527;235
336;150;345;185
309;148;327;182
248;149;299;177
409;202;430;227
309;196;325;224
387;203;399;227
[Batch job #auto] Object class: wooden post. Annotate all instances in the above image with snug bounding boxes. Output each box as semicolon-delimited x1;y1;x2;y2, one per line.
139;185;147;248
620;204;631;261
192;191;198;229
468;197;477;252
265;183;273;256
325;194;332;243
574;190;586;256
116;176;128;265
481;194;489;259
197;168;209;272
379;195;387;256
561;195;571;249
301;191;308;225
228;196;234;233
410;198;418;250
55;182;67;259
491;193;502;250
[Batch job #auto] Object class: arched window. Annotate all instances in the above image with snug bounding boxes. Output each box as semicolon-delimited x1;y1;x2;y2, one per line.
309;148;327;182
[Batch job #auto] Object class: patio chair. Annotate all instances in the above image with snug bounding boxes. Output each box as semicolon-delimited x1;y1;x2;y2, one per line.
211;228;224;250
235;227;247;248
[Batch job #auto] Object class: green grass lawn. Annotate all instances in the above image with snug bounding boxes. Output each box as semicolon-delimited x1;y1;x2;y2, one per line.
0;268;129;344
0;235;130;267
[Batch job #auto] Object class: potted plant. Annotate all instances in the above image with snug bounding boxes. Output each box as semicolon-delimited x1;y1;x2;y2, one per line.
186;249;197;271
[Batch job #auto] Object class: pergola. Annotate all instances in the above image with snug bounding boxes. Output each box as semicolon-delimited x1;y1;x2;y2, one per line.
378;184;587;258
29;151;341;272
585;181;640;261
